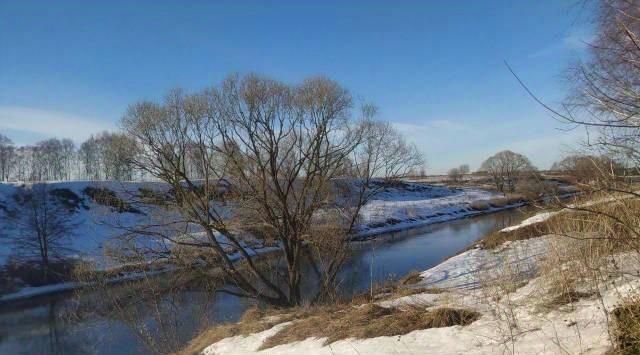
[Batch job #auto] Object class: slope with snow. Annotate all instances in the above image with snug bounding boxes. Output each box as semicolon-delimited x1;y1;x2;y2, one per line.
353;184;516;239
0;180;515;301
201;235;628;355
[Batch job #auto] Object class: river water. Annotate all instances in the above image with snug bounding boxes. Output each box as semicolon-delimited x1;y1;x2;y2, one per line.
0;207;532;355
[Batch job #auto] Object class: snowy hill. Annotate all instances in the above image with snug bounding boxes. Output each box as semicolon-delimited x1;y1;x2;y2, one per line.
0;180;510;299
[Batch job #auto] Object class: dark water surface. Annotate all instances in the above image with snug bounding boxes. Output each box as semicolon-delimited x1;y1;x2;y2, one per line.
0;207;532;355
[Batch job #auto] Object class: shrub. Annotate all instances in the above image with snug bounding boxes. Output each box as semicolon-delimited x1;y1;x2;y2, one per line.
612;300;640;354
83;186;141;214
49;188;84;211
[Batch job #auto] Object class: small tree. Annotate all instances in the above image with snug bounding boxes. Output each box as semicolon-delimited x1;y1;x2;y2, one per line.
10;184;76;282
479;150;535;193
448;164;469;183
448;167;461;183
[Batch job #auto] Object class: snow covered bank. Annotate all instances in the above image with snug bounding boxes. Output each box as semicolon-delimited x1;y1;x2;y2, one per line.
352;186;517;239
0;181;508;268
199;232;633;354
0;180;528;302
499;212;558;233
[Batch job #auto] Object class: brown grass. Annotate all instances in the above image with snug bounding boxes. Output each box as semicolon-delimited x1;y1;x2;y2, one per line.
469;200;491;211
477;219;553;250
469;194;527;212
178;307;290;355
611;299;640;354
538;289;595;312
178;283;452;354
260;305;480;349
399;270;423;285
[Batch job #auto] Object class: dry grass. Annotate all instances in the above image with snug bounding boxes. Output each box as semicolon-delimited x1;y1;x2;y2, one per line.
178;283;441;354
178;307;290;355
477;219;553;250
611;298;640;354
469;194;527;212
542;290;595;310
375;286;445;300
531;195;640;315
399;270;423;285
260;305;480;349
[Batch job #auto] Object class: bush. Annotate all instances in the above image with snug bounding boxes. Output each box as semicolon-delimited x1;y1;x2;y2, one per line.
612;300;640;354
49;188;84;211
83;186;141;214
0;258;78;290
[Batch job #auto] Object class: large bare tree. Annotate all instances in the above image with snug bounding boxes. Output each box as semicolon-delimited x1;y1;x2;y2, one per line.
479;150;535;193
119;74;422;306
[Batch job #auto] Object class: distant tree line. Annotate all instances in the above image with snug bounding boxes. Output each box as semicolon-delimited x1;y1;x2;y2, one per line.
0;132;139;182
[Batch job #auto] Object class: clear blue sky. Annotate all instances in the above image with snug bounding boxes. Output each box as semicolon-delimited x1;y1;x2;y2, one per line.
0;0;594;173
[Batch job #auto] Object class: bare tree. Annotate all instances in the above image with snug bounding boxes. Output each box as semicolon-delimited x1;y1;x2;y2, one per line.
448;164;469;183
448;167;462;183
0;134;15;181
102;133;139;180
551;154;623;184
79;135;101;180
479;150;535;193
61;138;76;181
119;74;422;307
9;184;76;281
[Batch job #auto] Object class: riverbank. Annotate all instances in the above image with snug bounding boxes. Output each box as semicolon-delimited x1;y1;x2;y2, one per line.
192;207;634;355
0;207;534;355
0;203;527;306
0;184;578;305
196;243;640;355
0;180;518;302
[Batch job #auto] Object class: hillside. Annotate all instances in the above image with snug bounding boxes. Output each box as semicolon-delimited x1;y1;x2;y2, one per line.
0;180;520;300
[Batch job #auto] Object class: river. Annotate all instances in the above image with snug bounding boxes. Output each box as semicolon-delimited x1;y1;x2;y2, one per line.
0;206;533;355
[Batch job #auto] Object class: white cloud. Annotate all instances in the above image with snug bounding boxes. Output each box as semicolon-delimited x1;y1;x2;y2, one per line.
528;29;594;59
0;106;116;144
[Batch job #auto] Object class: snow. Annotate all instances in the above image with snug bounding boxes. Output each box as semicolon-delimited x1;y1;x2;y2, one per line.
0;180;176;268
0;181;511;268
353;186;519;239
201;234;628;355
500;212;557;233
0;180;520;301
417;236;549;290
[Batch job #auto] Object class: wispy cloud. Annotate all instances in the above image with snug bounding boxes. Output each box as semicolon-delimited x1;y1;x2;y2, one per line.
0;106;115;144
528;29;594;59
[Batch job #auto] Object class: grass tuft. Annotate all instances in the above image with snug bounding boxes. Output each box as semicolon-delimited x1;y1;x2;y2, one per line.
260;305;480;349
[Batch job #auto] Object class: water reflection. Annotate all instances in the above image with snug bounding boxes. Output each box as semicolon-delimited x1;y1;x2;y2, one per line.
0;207;531;354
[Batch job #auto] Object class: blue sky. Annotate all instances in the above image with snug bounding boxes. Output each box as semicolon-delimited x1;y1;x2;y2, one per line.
0;0;594;173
